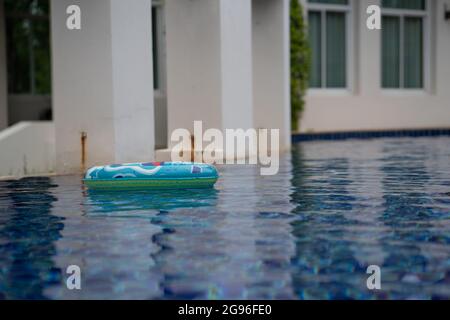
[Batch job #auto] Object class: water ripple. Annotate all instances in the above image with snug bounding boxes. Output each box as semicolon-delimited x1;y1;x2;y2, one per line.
0;137;449;299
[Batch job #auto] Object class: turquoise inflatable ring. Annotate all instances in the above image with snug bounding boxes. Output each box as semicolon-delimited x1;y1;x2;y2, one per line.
83;162;218;190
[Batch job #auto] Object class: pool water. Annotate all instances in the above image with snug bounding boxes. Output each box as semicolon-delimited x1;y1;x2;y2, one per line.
1;137;450;299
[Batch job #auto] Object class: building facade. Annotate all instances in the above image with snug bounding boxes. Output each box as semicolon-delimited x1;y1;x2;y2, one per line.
300;0;450;132
0;0;290;176
0;0;449;177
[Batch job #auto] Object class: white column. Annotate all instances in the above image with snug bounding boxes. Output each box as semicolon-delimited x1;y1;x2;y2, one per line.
165;0;254;142
0;0;8;130
219;0;253;131
51;0;155;174
109;0;155;163
252;0;291;151
165;0;222;137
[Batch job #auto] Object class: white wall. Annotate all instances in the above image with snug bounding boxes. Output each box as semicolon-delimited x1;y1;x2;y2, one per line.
252;0;291;150
300;0;450;133
165;0;222;136
0;0;7;131
110;0;155;163
0;122;55;177
165;0;289;155
165;0;254;146
51;0;154;174
220;0;253;131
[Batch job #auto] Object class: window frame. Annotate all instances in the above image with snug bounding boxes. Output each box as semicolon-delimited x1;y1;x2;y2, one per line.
380;1;430;92
307;0;354;93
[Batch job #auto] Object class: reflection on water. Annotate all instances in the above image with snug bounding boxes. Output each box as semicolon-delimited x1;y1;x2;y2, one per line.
85;188;219;215
379;141;450;299
0;137;450;299
290;150;366;299
0;177;63;299
289;138;450;299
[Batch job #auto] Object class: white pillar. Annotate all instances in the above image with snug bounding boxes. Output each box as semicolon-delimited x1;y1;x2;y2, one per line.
165;0;254;142
252;0;291;151
165;0;221;135
0;0;8;130
51;0;155;174
219;0;253;131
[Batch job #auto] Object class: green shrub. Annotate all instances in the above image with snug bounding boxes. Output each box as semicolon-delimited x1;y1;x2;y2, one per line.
290;0;310;132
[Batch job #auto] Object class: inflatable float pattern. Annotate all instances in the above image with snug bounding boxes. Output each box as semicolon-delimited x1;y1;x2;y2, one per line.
83;162;218;189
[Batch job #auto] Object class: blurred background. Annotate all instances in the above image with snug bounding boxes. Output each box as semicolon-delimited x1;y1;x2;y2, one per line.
0;0;449;177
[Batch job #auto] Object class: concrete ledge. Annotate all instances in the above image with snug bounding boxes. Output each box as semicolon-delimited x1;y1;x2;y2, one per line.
0;121;55;177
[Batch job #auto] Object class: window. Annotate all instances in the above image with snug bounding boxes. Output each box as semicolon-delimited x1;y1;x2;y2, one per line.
381;0;426;89
307;0;350;89
5;0;51;95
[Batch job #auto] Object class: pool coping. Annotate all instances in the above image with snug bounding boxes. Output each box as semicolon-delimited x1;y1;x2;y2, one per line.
292;128;450;142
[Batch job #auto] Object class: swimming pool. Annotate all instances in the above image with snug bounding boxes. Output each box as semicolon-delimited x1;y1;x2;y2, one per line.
0;137;449;299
